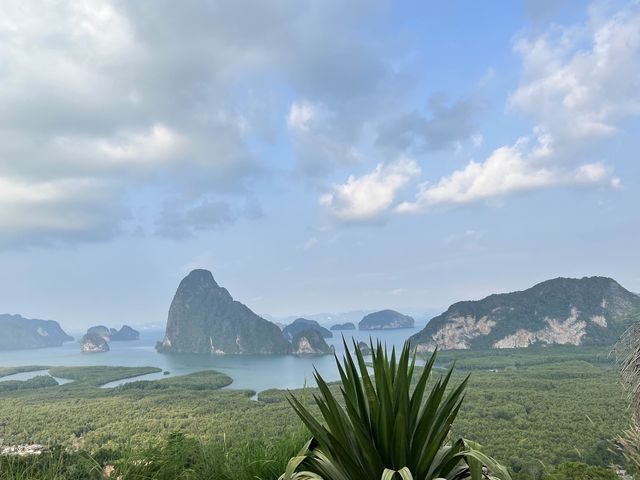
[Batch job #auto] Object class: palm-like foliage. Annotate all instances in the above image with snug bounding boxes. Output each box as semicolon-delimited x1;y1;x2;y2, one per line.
280;339;511;480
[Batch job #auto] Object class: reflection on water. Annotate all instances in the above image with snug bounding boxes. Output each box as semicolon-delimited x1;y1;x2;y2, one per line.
0;326;425;392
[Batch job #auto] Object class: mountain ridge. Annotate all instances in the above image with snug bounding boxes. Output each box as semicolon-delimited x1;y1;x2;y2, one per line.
409;276;640;350
0;314;73;350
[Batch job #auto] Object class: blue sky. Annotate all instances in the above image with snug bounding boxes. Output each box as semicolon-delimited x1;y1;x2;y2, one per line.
0;0;638;330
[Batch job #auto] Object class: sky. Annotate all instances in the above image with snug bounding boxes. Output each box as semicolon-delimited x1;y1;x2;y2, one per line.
0;0;639;330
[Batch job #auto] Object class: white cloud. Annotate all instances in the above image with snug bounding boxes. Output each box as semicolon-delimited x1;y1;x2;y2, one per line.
0;176;120;243
320;158;420;222
353;2;632;220
509;2;640;143
0;0;393;245
55;124;185;167
287;101;315;132
397;135;619;213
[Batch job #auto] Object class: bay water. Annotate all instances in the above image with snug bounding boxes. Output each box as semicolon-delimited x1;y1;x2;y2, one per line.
0;326;425;393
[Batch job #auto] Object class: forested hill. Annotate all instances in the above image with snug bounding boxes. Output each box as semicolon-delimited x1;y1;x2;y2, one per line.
410;276;640;351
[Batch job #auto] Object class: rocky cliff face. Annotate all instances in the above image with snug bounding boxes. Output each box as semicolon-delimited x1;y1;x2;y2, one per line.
87;325;111;341
80;332;110;352
0;314;73;350
157;269;290;355
283;318;332;341
359;310;414;330
410;276;640;351
291;329;335;355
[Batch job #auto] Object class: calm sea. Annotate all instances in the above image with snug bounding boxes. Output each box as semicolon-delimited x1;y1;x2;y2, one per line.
0;326;425;393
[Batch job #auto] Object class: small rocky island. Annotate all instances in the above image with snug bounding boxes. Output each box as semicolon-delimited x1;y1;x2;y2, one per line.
80;332;110;353
86;325;140;341
291;330;335;355
110;325;140;341
359;310;415;330
0;314;73;350
157;269;291;355
80;324;140;352
283;318;332;341
330;322;355;331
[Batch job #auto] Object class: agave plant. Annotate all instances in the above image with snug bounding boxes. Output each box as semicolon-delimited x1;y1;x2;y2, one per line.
280;340;511;480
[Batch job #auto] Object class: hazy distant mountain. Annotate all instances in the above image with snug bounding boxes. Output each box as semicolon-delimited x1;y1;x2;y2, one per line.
265;308;437;328
0;314;73;350
110;325;140;341
359;310;415;330
157;269;290;355
264;310;374;327
330;322;356;331
86;325;140;342
410;276;640;351
127;322;165;331
282;318;332;341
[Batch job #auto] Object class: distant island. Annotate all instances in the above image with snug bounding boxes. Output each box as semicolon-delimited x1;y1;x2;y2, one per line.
0;314;73;350
283;318;332;341
86;325;140;342
156;269;291;355
80;325;139;353
409;276;640;351
359;310;415;330
330;322;355;331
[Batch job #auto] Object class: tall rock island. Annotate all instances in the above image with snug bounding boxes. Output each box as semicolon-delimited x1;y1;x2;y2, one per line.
156;269;290;355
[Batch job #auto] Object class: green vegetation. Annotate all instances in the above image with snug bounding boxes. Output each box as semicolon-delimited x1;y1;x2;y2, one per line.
434;346;613;370
0;375;58;393
113;431;308;480
0;346;630;479
543;462;618;480
114;370;233;391
47;366;162;386
282;341;509;480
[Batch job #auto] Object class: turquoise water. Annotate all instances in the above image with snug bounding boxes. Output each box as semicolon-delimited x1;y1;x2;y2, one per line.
0;326;424;392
